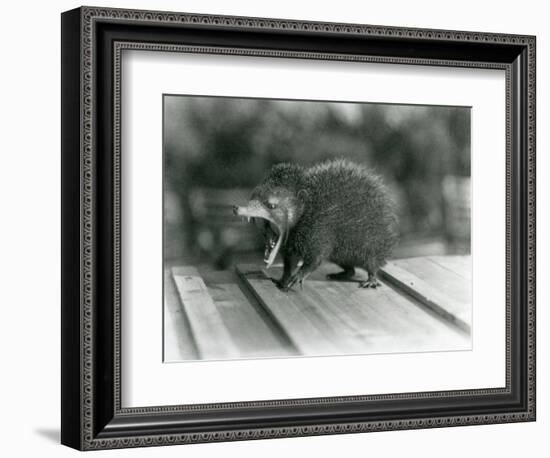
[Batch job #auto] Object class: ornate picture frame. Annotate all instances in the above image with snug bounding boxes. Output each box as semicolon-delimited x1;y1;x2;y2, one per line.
61;6;536;450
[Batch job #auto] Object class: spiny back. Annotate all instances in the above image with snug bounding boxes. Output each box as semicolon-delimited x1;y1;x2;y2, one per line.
303;159;390;211
299;159;398;262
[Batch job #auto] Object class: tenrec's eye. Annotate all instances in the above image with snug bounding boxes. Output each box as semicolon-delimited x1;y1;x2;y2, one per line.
267;202;277;209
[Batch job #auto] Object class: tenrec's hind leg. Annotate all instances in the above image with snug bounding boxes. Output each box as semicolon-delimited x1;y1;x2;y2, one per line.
359;258;382;288
359;271;381;288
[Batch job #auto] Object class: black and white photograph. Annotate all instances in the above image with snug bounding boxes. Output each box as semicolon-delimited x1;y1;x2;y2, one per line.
163;95;472;362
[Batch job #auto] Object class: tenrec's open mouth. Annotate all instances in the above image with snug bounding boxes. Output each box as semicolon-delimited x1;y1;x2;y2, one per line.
234;204;285;268
262;220;281;267
238;216;283;268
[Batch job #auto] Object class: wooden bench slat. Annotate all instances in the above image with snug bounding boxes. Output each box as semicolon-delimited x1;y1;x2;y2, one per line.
380;258;471;333
236;265;340;355
163;269;199;362
427;255;472;281
208;283;296;358
302;280;468;354
395;257;471;306
172;267;240;360
333;282;469;351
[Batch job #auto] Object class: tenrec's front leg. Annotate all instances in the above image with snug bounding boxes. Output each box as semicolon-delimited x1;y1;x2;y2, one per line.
274;251;301;290
282;255;323;291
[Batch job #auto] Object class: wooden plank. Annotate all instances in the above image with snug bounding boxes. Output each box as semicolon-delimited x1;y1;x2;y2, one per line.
236;265;341;355
329;282;468;352
163;269;199;362
169;265;295;360
236;264;470;356
284;269;468;353
396;257;471;306
208;283;296;358
380;259;471;333
428;255;472;281
172;267;240;360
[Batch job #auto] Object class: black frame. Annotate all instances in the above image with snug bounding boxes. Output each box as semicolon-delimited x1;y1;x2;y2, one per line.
61;6;536;450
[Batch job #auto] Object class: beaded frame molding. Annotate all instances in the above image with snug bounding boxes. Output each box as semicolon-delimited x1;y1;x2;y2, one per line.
61;6;536;451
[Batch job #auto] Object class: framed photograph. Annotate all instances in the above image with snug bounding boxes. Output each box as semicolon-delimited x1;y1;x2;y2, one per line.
61;6;536;450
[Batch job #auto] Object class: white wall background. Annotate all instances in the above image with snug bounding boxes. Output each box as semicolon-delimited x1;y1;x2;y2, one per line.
0;0;545;456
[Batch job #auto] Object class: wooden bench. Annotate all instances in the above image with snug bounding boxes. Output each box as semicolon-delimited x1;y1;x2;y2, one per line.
164;256;472;361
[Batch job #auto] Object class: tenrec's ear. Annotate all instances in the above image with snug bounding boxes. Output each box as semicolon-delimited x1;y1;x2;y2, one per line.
297;189;308;202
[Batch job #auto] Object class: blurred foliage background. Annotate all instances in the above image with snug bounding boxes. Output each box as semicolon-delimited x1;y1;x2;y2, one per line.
164;96;470;269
